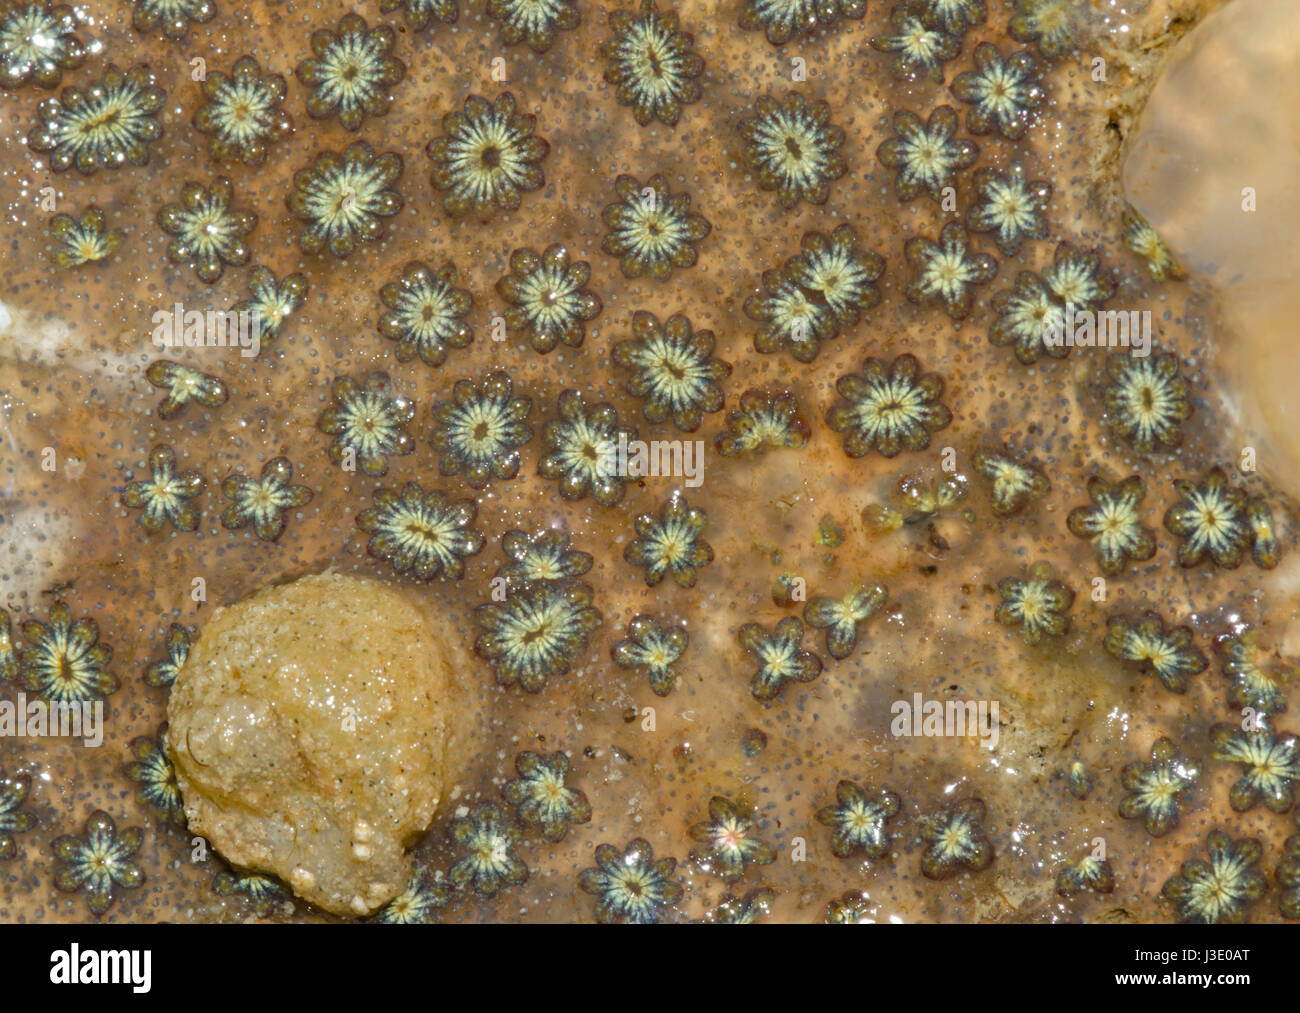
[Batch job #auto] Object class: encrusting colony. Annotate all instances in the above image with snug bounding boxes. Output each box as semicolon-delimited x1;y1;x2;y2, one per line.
1;0;1293;927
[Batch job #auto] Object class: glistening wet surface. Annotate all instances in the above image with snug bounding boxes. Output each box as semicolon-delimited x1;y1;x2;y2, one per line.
1;0;1298;924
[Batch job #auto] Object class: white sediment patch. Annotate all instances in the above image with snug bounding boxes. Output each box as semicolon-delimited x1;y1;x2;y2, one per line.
0;297;121;593
0;296;140;370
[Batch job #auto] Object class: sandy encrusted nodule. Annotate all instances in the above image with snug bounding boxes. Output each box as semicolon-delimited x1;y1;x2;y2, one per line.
166;571;469;916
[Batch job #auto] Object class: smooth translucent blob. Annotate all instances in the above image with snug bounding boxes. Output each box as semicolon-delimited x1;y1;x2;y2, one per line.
167;572;471;916
1121;0;1300;487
